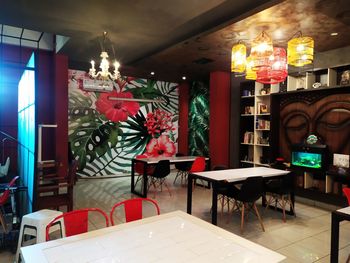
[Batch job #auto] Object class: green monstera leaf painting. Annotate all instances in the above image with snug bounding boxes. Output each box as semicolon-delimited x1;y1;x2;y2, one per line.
68;71;179;177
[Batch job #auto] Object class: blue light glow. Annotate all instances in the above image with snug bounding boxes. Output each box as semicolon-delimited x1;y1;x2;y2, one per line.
18;53;35;212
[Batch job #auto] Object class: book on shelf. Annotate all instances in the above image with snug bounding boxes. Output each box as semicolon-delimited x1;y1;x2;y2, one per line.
256;119;270;130
257;102;269;114
244;106;255;115
243;131;254;144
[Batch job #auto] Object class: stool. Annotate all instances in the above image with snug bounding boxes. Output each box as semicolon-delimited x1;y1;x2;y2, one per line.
16;209;65;262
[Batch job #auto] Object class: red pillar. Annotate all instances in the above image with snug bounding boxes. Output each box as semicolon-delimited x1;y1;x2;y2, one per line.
54;54;68;177
178;82;190;154
209;71;231;168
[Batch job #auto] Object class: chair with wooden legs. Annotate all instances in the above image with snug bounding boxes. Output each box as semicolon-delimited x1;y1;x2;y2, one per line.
224;176;265;233
173;153;191;185
148;160;171;197
264;172;296;222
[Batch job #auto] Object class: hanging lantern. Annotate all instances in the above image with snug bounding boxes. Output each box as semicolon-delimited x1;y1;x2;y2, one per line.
256;47;288;84
245;56;256;80
231;43;246;73
287;36;314;67
250;31;274;70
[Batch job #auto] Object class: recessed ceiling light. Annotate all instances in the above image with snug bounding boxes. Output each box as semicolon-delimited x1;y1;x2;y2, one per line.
182;76;186;80
150;71;155;75
330;32;338;36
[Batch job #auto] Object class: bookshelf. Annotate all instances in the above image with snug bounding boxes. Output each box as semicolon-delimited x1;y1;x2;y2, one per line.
239;81;279;167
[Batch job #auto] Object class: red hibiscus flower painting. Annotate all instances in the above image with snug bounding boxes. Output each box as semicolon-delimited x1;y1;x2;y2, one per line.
95;91;140;122
146;135;176;157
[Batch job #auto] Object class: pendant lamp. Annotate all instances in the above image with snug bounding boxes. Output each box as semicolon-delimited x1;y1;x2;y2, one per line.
287;36;314;67
231;43;246;73
256;47;288;84
250;31;274;70
245;56;257;80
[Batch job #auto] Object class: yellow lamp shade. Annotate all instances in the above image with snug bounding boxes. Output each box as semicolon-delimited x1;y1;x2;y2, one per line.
245;56;256;80
250;31;274;69
231;43;246;73
287;36;314;67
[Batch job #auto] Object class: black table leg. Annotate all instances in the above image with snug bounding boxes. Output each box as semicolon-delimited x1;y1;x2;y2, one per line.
187;174;193;214
142;162;148;198
211;181;218;225
331;212;341;263
131;159;135;194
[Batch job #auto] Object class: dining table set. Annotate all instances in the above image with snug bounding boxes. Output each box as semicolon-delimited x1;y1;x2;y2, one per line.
20;155;291;262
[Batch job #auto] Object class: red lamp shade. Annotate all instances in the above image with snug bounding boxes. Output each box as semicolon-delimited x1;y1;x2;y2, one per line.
256;47;288;84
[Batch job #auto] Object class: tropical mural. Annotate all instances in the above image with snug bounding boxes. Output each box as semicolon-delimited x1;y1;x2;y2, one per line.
68;70;178;177
188;81;209;157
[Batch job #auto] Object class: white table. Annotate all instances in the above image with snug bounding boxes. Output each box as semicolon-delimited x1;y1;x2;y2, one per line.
21;210;285;263
187;167;290;225
131;156;210;197
331;206;350;262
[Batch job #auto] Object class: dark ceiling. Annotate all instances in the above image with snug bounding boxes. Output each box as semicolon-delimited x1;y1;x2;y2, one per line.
1;0;350;82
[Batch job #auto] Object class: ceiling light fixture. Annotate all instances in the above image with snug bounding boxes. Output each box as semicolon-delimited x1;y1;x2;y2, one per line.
182;76;186;80
89;31;121;81
330;32;338;36
256;47;288;84
287;32;314;67
250;31;274;70
231;42;246;73
150;71;155;75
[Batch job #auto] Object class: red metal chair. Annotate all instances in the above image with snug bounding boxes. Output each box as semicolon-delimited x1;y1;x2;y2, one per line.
190;157;206;189
45;208;109;241
343;188;350;205
110;198;160;226
0;176;19;233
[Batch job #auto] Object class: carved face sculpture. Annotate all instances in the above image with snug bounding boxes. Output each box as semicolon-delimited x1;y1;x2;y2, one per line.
279;94;350;160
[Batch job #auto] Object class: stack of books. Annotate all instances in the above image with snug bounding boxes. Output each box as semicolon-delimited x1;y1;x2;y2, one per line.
256;119;270;130
243;132;254;144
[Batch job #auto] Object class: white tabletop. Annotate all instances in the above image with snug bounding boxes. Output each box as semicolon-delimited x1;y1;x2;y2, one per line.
21;210;285;263
134;156;209;164
337;206;350;215
192;167;289;182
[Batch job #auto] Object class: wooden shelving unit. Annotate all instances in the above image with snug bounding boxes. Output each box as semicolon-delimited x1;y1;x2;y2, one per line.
239;81;279;168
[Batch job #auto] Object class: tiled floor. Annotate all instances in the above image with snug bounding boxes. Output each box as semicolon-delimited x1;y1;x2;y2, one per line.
3;172;350;262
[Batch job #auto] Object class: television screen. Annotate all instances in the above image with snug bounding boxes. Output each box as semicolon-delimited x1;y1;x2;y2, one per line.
291;151;322;169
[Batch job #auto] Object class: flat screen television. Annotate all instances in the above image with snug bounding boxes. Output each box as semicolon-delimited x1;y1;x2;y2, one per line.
291;144;328;172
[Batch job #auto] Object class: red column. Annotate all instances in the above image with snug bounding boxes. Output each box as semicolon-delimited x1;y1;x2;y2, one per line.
54;54;68;177
178;82;190;154
209;71;231;168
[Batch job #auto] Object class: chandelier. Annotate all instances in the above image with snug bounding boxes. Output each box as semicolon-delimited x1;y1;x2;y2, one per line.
89;32;121;81
231;30;314;84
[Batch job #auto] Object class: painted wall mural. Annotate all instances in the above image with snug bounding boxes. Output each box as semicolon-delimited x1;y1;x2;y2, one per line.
188;81;209;157
68;70;179;177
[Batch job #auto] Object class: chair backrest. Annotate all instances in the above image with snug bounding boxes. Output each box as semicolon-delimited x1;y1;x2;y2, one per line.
152;160;170;178
343;188;350;206
46;208;109;241
281;172;294;191
190;157;206;173
238;176;263;203
175;153;190;170
0;176;19;205
110;198;160;225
